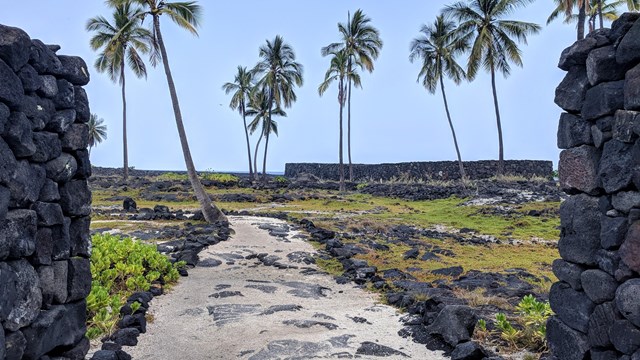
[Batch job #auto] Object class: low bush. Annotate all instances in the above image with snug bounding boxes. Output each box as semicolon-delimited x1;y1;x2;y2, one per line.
494;295;553;351
86;233;184;339
201;172;239;184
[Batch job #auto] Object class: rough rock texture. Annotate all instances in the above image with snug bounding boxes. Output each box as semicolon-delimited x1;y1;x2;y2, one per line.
0;24;92;358
284;160;552;181
552;15;640;358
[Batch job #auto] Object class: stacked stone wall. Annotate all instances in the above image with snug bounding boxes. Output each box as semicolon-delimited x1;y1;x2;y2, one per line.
0;24;92;359
284;160;552;181
549;13;640;360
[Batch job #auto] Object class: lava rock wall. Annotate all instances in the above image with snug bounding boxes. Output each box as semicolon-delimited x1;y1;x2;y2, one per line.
549;13;640;360
0;24;92;359
284;160;552;181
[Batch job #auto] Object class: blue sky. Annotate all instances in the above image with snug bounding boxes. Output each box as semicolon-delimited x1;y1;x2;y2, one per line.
2;1;583;172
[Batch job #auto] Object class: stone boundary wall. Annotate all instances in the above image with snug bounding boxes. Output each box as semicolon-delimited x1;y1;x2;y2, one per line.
0;24;92;359
548;13;640;360
284;160;553;181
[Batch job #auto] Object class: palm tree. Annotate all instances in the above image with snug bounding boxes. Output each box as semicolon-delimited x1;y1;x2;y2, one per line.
549;0;636;37
445;0;541;176
88;113;108;155
245;89;285;177
252;35;303;179
410;15;468;182
318;50;360;192
109;0;225;223
87;1;155;182
222;66;255;179
547;0;591;40
322;10;383;181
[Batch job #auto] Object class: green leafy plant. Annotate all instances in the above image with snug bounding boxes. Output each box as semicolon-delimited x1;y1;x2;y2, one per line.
87;233;184;339
356;182;368;191
493;295;553;351
477;318;487;332
201;173;239;184
274;176;289;184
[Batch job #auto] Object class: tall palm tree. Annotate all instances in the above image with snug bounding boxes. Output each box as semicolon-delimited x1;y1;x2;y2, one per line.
88;113;108;155
252;35;303;179
222;66;255;179
445;0;541;176
245;89;285;178
318;50;360;192
108;0;225;223
547;0;591;40
87;2;155;182
548;0;635;37
410;15;468;182
322;10;383;182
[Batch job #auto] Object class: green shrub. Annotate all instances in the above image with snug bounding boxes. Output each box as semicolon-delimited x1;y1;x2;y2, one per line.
201;172;239;184
493;295;553;351
87;233;184;339
156;172;188;181
274;176;289;184
356;182;368;191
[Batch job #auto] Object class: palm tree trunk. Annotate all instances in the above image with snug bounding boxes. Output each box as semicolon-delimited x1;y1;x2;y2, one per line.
254;132;263;181
490;65;505;177
153;16;225;223
262;90;273;180
121;60;129;182
338;78;345;193
439;76;466;182
598;0;604;29
347;71;353;182
241;102;253;178
578;2;587;40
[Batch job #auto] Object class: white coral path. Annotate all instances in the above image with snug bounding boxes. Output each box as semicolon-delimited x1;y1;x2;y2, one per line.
126;216;446;359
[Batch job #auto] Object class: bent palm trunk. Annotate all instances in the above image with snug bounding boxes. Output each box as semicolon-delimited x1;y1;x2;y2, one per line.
120;60;129;182
578;2;587;40
254;133;263;181
153;16;226;223
241;102;253;178
262;90;274;180
490;65;505;177
439;77;466;183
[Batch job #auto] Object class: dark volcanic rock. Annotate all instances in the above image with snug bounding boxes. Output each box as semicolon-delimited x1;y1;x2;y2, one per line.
110;328;140;347
559;145;600;194
57;55;90;86
616;279;640;328
559;194;601;266
31;201;63;226
611;320;640;354
451;341;484;360
587;45;629;85
0;24;31;71
588;301;622;348
0;59;24;109
557;113;592;149
70;216;91;257
31;131;61;163
555;67;590;113
547;316;589;360
67;258;91;302
4;112;36;158
355;342;408;357
8;161;45;208
614;110;640;143
4;259;42;332
552;259;586;291
33;228;53;266
61;123;89;151
74;86;90;122
0;137;17;186
5;330;27;360
549;282;595;333
46;109;75;134
432;266;464;277
123;197;137;212
599;139;634;193
2;209;37;259
581;269;618;304
0;262;18;321
427;305;477;347
582;80;625;120
626;64;640;111
559;37;598;71
29;39;63;74
621;222;640;273
21;301;87;360
52;79;74;110
17;64;42;93
601;216;629;250
59;180;91;216
617;19;640;66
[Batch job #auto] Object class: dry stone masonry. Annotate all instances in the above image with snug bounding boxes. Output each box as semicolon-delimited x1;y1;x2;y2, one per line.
284;160;552;182
0;24;92;359
550;13;640;360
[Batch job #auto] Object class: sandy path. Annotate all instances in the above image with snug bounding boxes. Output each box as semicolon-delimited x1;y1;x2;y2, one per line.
126;216;446;359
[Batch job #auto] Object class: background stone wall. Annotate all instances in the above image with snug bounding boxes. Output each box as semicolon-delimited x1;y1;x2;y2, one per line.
0;24;92;359
548;13;640;360
284;160;553;181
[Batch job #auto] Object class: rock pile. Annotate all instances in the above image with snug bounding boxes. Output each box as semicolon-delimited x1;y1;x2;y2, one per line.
0;24;92;359
551;13;640;360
